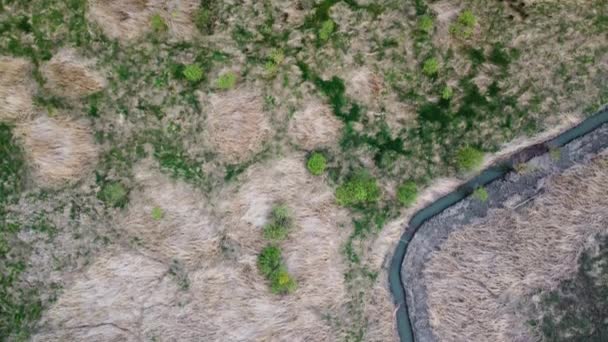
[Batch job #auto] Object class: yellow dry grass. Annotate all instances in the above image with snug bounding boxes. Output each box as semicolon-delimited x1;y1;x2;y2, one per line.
288;101;343;150
15;116;98;188
204;89;272;163
41;49;106;98
87;0;199;42
424;154;608;341
34;154;353;341
0;57;35;123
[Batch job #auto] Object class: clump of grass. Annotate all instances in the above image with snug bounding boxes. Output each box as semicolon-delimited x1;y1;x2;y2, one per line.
264;49;285;77
98;181;128;208
307;152;327;176
336;172;381;206
472;187;488;202
549;148;562;162
450;9;477;39
319;19;335;42
216;71;237;90
397;181;418;207
263;205;293;241
423;57;440;76
183;64;203;82
150;13;167;32
418;15;434;34
151;207;164;220
0;124;25;204
456;146;484;172
257;245;297;294
442;86;453;100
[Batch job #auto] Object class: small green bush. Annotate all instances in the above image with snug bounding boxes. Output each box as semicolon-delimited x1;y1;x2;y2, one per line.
472;187;488;202
98;181;128;208
442;86;453;100
195;8;214;34
423;57;440;76
319;20;335;42
258;245;283;278
271;267;297;294
216;71;237;90
183;64;203;82
418;15;434;34
336;172;381;206
307;152;327;176
456;147;484;172
263;205;293;241
450;9;477;39
151;207;164;220
150;13;167;32
397;181;418;207
257;245;297;294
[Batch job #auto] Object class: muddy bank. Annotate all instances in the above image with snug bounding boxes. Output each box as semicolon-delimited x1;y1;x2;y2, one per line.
402;120;608;342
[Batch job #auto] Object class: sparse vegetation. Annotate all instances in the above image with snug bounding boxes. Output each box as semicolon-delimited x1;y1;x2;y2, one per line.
422;57;439;76
397;181;418;207
263;205;293;241
319;19;335;42
418;15;434;34
183;64;203;82
257;245;297;294
150;14;167;33
450;9;477;39
151;207;164;220
216;71;237;90
336;172;381;206
456;147;484;172
98;181;128;208
307;152;327;176
472;187;488;202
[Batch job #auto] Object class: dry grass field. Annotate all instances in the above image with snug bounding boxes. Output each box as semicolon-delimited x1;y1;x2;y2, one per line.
424;154;608;341
0;0;606;341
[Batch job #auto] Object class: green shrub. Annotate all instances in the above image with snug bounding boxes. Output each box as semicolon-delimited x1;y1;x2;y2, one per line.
336;172;381;206
450;9;476;39
442;86;453;100
195;8;215;35
216;71;237;90
319;19;335;42
151;207;164;220
150;13;167;32
257;245;297;294
397;181;418;207
418;15;434;34
98;181;128;208
423;57;440;76
183;64;203;82
270;267;297;294
307;152;327;176
456;147;484;172
263;205;293;241
472;187;488;202
257;245;283;278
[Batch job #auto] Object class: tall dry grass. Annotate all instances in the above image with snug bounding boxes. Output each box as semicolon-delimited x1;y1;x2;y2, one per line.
424;154;608;341
0;57;35;123
41;49;106;98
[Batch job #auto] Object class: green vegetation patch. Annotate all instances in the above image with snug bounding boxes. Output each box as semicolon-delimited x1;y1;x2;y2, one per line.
307;152;327;176
216;71;237;90
257;245;297;294
449;9;477;39
0;124;25;205
456;147;484;172
183;64;204;82
263;205;293;241
472;187;488;202
98;181;129;208
397;181;418;207
336;172;381;207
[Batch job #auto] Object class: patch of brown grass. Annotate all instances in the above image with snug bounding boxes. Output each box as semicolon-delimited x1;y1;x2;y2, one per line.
203;89;272;163
41;49;106;98
424;154;608;341
87;0;199;42
345;68;383;107
0;57;35;123
16;116;98;188
288;101;343;150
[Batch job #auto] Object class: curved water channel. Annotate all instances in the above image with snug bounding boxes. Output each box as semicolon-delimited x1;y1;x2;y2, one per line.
388;107;608;342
